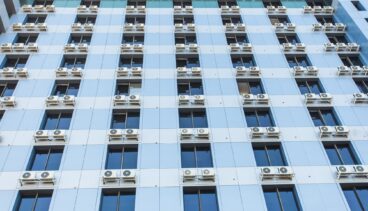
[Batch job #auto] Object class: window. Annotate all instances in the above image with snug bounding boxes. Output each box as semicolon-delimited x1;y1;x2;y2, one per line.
2;56;28;68
253;143;287;166
68;34;91;44
226;34;249;44
263;186;301;211
15;191;53;211
119;56;143;68
231;55;256;68
218;0;238;7
105;145;138;169
178;80;203;95
176;56;200;68
127;0;146;6
341;185;368;211
181;144;213;168
244;109;274;127
339;55;364;67
24;15;46;24
309;108;340;126
61;56;86;69
263;0;282;7
100;189;135;211
237;80;264;95
175;35;197;45
183;187;219;211
296;79;324;94
173;0;192;7
122;35;144;45
316;16;335;24
352;1;366;11
277;34;299;44
14;34;38;45
286;55;311;67
0;82;17;97
327;35;348;44
41;111;73;130
75;15;96;24
179;109;208;128
111;111;140;129
27;147;63;171
125;16;145;24
306;0;330;7
51;81;80;96
80;0;100;6
32;0;54;6
324;142;360;165
269;16;290;25
174;17;194;25
222;16;242;25
354;79;368;93
115;82;141;95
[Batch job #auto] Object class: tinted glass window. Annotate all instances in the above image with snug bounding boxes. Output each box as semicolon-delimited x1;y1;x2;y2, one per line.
181;145;213;168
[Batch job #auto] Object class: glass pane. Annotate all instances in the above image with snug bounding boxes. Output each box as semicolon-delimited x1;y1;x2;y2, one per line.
200;191;219;211
116;84;129;95
54;85;68;96
58;113;72;129
257;111;273;127
280;189;300;211
112;114;126;129
46;150;63;170
129;83;141;95
43;114;59;130
355;81;368;93
179;112;193;128
66;83;79;96
106;150;122;169
321;111;338;126
309;82;323;94
190;83;203;95
268;147;286;166
238;82;250;95
196;147;213;168
287;58;297;67
126;112;140;128
122;148;138;169
310;111;324;126
343;189;363;211
325;146;342;165
178;84;190;95
245;111;258;127
338;145;358;165
298;58;309;67
181;148;196;168
254;148;270;166
249;82;263;94
3;84;16;96
100;194;118;211
297;82;309;94
119;193;135;211
34;195;52;211
357;188;368;210
193;112;208;128
184;192;200;211
18;196;36;211
264;191;282;211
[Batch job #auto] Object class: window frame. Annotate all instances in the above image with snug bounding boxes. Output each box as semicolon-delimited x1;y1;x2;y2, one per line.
231;55;256;68
15;190;53;211
27;146;64;171
309;108;340;126
286;55;311;67
183;187;219;211
354;79;368;93
263;186;302;211
2;56;28;68
341;184;368;211
179;109;208;128
61;56;87;69
119;56;143;68
323;142;360;165
244;108;275;127
253;143;288;166
105;145;138;169
296;79;324;94
111;110;140;129
99;189;136;211
0;82;17;97
14;34;39;45
41;111;73;130
181;144;213;168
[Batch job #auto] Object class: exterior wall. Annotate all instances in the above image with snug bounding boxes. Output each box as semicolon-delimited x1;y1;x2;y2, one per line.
0;0;367;210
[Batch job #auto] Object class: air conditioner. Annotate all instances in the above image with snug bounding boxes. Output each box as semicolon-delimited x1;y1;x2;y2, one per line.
52;129;66;140
293;66;305;75
351;66;363;74
64;44;76;52
175;44;186;52
319;126;334;136
305;93;318;103
114;95;126;105
37;23;47;31
137;5;146;12
22;5;33;12
250;127;264;137
187;23;195;31
133;44;143;52
236;23;246;31
136;23;145;31
34;5;45;11
313;6;322;13
236;66;247;75
286;23;296;31
336;165;354;179
274;23;284;31
77;5;87;13
46;5;55;12
2;67;15;77
128;95;140;104
306;66;318;75
89;5;99;13
34;130;49;141
62;95;75;105
193;95;205;104
278;166;292;174
125;129;139;139
277;6;287;13
13;43;25;51
337;66;351;75
189;44;198;52
174;5;182;12
303;6;313;13
46;96;59;106
131;67;142;76
71;23;82;31
348;43;360;52
108;129;123;139
1;96;16;106
12;23;23;31
225;23;235;31
261;167;276;175
56;67;68;76
312;23;322;31
231;5;240;13
221;5;230;12
185;6;193;12
257;94;269;104
183;169;196;180
39;171;55;183
282;43;294;51
243;93;255;104
117;67;129;76
1;43;12;52
103;170;119;183
121;169;136;182
180;128;193;138
319;93;332;103
267;5;276;13
71;67;83;76
242;43;252;52
324;23;335;31
78;43;88;52
175;23;183;30
295;43;305;51
266;127;280;136
335;43;347;51
27;43;38;52
178;95;190;104
177;67;187;75
335;126;349;136
84;23;94;31
126;5;135;12
25;23;36;30
230;43;240;52
197;128;209;138
15;68;28;77
323;6;334;14
249;66;260;75
353;93;368;103
20;172;37;185
354;165;368;174
201;169;215;180
191;67;201;76
324;43;336;51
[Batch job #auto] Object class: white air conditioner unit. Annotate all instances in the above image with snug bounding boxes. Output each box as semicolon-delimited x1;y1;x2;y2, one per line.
133;44;143;52
335;126;349;136
84;23;94;31
295;43;306;51
286;23;296;31
16;68;28;77
221;5;230;12
249;66;260;75
236;23;246;31
256;94;269;104
117;67;129;76
34;130;49;141
180;128;193;138
46;5;55;12
335;23;346;31
1;96;16;106
56;67;68;76
189;44;198;52
1;43;12;52
39;171;55;183
121;169;136;182
266;127;280;137
353;93;368;103
62;95;75;105
306;66;318;75
12;23;23;31
277;6;287;13
136;23;145;31
103;170;119;183
125;129;139;139
131;67;142;76
108;129;123;139
242;93;255;104
324;23;335;31
293;66;305;75
78;43;88;52
324;6;334;14
24;23;36;30
128;95;140;104
22;5;33;12
72;23;82;31
37;23;47;31
175;23;183;30
46;96;59;106
250;127;265;138
187;23;195;31
193;95;205;104
64;43;76;52
137;5;146;12
337;66;351;75
177;67;187;75
303;6;313;13
2;67;15;77
335;42;347;51
13;43;25;51
27;43;38;52
314;6;322;13
354;165;368;174
305;93;318;103
175;44;186;52
225;23;235;31
274;23;284;31
71;67;83;76
52;129;66;140
178;95;190;104
242;43;252;52
235;66;247;75
191;67;201;76
324;43;336;51
312;23;323;31
282;43;294;51
348;43;360;52
34;5;45;11
89;5;99;13
20;172;37;185
201;168;215;180
114;95;126;105
230;43;240;52
183;169;196;181
319;93;332;103
231;5;240;13
319;126;334;137
197;128;209;138
261;167;276;175
267;5;276;13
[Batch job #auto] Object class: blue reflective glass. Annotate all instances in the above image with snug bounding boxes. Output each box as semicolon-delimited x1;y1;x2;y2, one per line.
338;145;359;165
179;112;193;128
310;111;324;126
193;112;208;128
200;191;219;211
245;112;258;127
58;113;72;129
30;152;48;171
287;58;297;68
268;147;286;166
122;149;138;169
2;84;16;96
355;81;368;93
66;84;79;96
325;147;342;165
46;150;63;170
321;111;339;126
42;114;59;130
258;111;273;127
190;83;203;95
18;196;35;211
299;58;308;67
100;194;118;211
196;147;213;168
309;82;323;94
34;195;52;211
249;82;263;94
264;191;282;211
106;150;122;169
297;83;309;94
126;112;140;128
181;149;196;168
254;148;270;166
279;189;300;211
357;188;368;210
184;192;199;211
112;114;126;129
343;189;363;211
119;193;135;211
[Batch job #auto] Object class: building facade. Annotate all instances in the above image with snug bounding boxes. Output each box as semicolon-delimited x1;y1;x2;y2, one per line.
0;0;368;210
